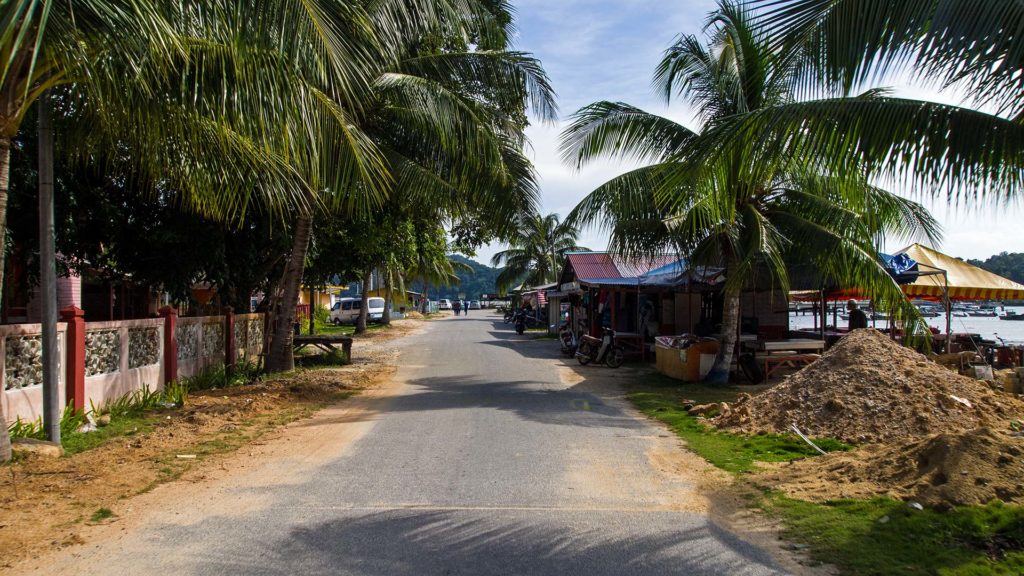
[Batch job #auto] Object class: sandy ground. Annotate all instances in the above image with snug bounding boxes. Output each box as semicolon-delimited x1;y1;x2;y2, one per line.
0;320;423;570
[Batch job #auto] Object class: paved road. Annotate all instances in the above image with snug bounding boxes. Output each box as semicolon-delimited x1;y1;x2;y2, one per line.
35;316;787;575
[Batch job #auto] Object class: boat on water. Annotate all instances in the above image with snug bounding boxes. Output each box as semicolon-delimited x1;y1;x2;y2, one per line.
970;310;999;317
1000;312;1024;321
951;310;970;317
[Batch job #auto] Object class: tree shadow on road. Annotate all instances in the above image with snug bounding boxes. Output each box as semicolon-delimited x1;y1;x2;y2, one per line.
130;507;785;576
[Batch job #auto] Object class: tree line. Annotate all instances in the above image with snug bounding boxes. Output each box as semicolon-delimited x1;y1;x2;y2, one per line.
1;0;556;459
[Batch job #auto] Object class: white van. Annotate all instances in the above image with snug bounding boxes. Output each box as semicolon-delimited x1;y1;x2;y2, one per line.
438;299;452;310
330;297;386;325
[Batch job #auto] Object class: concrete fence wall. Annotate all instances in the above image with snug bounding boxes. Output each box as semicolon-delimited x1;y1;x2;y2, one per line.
1;307;264;425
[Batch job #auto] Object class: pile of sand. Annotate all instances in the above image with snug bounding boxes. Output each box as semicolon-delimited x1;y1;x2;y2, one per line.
403;311;426;320
758;427;1024;509
714;329;1024;444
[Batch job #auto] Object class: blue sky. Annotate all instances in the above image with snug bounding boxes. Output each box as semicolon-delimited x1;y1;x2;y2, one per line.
472;0;1024;264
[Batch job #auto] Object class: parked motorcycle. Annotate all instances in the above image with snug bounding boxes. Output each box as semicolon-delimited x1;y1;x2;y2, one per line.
575;327;624;368
558;319;577;357
514;310;526;335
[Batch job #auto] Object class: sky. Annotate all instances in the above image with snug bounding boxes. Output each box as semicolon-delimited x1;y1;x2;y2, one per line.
469;0;1024;265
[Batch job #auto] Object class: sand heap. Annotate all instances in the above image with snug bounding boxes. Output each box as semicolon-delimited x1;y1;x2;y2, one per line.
714;329;1024;444
758;427;1024;509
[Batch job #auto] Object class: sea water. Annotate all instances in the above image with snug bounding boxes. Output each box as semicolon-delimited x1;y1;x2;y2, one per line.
789;306;1024;345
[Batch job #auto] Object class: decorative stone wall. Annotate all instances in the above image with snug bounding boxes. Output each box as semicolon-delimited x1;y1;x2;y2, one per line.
128;327;160;368
246;319;263;351
202;323;224;357
177;324;199;361
85;330;120;376
4;335;46;390
234;321;245;356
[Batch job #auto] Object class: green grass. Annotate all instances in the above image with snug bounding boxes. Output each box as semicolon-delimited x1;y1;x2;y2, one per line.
626;376;847;474
61;414;160;456
309;322;389;336
627;372;1024;575
767;496;1024;575
89;507;116;523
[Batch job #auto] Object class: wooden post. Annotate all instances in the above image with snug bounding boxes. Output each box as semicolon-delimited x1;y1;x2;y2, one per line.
159;306;178;384
224;306;235;371
308;287;315;335
60;306;86;412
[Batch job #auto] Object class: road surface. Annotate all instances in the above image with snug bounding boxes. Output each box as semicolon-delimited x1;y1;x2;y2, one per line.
31;316;788;575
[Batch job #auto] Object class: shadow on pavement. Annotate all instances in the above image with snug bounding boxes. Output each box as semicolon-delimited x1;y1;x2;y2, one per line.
135;508;784;576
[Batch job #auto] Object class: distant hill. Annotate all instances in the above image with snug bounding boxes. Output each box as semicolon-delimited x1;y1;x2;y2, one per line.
966;252;1024;284
411;255;508;300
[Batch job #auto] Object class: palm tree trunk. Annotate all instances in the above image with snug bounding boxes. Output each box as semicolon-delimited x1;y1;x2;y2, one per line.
708;286;741;384
0;135;9;303
355;271;371;334
0;136;10;463
266;207;314;373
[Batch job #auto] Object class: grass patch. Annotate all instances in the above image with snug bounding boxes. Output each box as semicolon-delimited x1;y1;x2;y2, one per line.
767;495;1024;575
182;361;261;391
627;371;1024;575
62;414;160;456
89;507;116;523
627;376;846;474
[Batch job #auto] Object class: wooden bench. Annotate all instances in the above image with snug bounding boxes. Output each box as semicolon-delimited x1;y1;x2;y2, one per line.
742;339;825;380
760;353;821;379
293;335;353;362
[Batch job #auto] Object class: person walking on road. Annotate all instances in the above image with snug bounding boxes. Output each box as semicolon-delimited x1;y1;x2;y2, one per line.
453;300;462;315
464;301;470;315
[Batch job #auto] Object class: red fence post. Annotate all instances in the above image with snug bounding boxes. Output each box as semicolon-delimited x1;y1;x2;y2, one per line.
223;306;235;371
60;306;86;411
159;306;178;385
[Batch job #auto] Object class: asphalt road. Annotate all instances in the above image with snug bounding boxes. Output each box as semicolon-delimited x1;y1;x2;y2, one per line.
35;315;788;575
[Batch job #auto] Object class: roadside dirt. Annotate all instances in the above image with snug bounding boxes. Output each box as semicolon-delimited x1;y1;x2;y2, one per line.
561;363;832;575
0;320;421;570
714;329;1024;444
757;427;1024;509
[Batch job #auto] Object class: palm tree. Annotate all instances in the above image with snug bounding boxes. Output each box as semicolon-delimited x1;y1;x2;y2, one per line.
560;1;940;382
696;0;1024;206
262;0;554;368
1;0;445;451
491;212;586;293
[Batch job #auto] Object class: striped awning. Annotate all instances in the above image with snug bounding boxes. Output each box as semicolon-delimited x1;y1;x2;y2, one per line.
897;244;1024;301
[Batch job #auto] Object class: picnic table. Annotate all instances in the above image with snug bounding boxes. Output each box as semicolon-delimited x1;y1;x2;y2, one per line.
742;338;825;379
293;334;353;362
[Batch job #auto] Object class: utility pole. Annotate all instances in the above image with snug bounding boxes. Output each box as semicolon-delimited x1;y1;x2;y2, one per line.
39;93;60;443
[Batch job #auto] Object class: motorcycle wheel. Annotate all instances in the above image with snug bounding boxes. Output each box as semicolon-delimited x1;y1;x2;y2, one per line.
577;353;592;365
605;347;624;368
516;326;524;335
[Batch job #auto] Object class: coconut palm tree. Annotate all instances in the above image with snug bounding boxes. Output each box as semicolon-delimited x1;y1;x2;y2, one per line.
262;0;555;369
560;1;940;383
491;212;586;293
695;0;1024;206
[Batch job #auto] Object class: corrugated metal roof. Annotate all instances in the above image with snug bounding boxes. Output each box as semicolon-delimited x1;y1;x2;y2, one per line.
613;254;679;278
566;253;622;281
580;277;641;287
566;252;683;283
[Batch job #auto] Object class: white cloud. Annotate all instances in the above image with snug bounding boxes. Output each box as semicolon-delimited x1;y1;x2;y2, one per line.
470;1;1024;266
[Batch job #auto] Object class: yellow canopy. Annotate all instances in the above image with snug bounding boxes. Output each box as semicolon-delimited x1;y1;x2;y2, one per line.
898;244;1024;300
